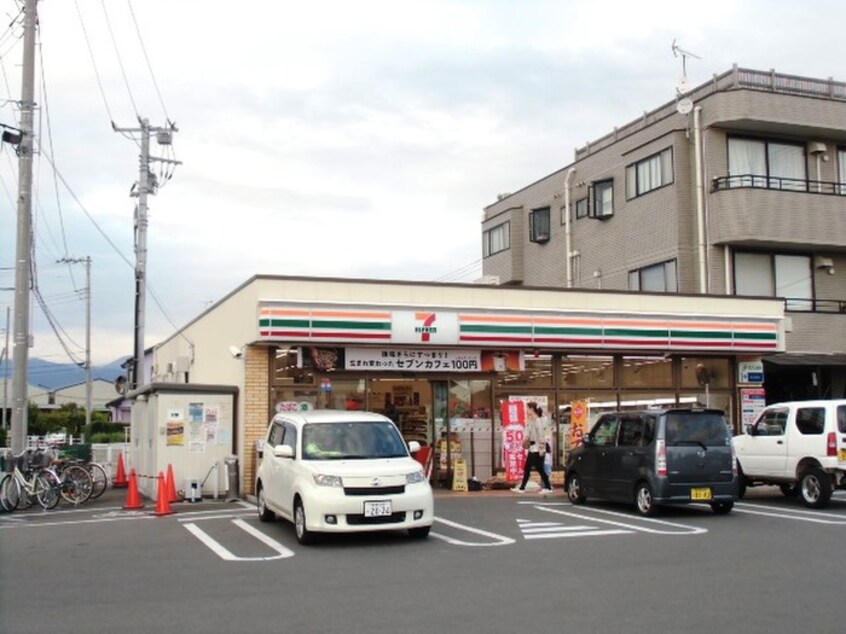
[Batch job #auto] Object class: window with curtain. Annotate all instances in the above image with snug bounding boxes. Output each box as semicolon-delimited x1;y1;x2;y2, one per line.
530;207;550;242
626;147;673;199
628;260;677;293
575;198;588;219
728;137;806;190
839;148;846;195
592;180;614;218
483;221;510;257
733;252;813;310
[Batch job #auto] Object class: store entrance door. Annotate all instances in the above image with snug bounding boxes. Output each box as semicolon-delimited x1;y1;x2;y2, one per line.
369;378;433;448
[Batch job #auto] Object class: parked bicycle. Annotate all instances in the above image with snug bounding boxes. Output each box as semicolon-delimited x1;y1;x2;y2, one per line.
0;449;62;512
52;443;107;501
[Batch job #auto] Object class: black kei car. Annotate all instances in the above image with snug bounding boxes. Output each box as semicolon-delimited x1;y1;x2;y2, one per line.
565;408;738;516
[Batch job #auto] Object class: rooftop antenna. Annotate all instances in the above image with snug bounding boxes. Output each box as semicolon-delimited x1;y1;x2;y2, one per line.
672;39;701;95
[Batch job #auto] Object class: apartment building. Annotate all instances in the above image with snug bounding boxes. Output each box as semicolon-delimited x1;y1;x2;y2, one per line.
482;65;846;402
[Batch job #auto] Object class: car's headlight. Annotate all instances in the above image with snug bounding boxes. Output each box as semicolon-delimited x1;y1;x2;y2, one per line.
313;474;343;487
406;470;426;484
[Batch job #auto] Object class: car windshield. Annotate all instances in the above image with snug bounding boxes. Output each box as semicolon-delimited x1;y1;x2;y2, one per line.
664;412;729;447
301;421;409;460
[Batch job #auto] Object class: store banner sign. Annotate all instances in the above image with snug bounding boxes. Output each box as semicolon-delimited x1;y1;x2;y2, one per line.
345;347;482;372
501;400;527;481
568;400;590;450
391;311;460;345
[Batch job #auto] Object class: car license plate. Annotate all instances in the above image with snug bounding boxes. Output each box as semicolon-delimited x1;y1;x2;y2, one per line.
364;501;392;517
690;487;712;501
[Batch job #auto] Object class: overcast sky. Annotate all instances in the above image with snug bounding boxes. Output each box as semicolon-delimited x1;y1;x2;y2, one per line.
1;0;845;369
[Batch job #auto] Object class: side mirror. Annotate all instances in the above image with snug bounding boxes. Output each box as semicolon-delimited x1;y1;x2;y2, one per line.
273;444;295;459
582;433;594;446
746;425;756;436
407;440;421;454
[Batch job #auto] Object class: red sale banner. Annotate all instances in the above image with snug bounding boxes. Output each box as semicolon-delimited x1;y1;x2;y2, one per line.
501;400;527;481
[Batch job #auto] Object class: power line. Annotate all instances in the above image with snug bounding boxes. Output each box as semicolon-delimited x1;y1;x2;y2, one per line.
100;0;138;119
128;0;170;125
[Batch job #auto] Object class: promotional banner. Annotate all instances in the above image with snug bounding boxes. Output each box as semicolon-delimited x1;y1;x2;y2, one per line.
501;400;527;481
346;347;482;372
568;400;590;450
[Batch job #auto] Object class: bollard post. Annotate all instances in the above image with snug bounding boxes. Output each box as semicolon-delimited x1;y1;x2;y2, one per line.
224;455;239;502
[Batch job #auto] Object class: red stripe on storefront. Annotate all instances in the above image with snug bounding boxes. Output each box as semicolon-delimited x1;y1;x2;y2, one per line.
311;332;391;339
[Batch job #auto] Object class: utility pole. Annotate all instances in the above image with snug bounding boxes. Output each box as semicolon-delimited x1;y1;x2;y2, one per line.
10;0;37;454
59;257;92;428
2;306;9;433
112;118;179;390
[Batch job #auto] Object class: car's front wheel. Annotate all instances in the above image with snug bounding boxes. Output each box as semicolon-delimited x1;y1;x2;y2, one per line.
566;473;586;505
294;499;314;545
799;468;832;509
257;485;275;522
634;482;656;517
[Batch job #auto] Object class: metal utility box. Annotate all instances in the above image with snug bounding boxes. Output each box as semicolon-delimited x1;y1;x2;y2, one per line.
129;383;237;499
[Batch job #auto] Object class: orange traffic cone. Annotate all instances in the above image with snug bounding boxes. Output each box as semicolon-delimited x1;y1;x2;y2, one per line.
166;464;179;503
113;453;129;488
154;472;174;516
123;469;144;510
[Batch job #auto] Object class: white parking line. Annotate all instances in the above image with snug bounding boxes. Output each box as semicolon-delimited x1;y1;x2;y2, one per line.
517;519;632;540
430;516;516;546
725;502;846;525
183;519;295;561
534;505;708;535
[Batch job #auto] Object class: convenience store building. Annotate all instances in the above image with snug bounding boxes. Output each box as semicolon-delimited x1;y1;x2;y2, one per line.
143;275;784;495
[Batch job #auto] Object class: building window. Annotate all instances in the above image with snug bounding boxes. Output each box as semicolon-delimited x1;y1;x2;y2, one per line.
727;137;806;191
592;180;614;219
574;197;588;220
530;207;550;243
733;252;812;311
628;260;677;293
483;221;510;257
839;148;846;195
626;148;673;199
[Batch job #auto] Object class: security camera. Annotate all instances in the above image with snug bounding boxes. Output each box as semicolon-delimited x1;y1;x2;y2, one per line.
228;345;243;358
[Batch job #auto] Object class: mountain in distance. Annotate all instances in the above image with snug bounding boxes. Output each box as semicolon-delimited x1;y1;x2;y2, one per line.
0;357;129;390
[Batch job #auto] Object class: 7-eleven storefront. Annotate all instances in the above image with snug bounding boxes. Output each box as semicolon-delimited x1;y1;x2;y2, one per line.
240;282;784;491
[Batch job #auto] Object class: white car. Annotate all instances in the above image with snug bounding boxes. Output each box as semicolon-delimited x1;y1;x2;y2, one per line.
255;410;434;544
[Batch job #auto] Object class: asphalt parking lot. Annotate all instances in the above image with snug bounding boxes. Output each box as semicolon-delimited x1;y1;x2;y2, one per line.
2;486;845;634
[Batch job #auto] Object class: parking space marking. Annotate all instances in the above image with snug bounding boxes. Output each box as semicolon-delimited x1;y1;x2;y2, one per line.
533;504;708;535
517;519;632;540
721;502;846;525
430;516;516;546
183;519;295;561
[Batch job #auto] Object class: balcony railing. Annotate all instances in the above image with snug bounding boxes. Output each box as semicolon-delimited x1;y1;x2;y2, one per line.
784;298;846;313
712;174;846;196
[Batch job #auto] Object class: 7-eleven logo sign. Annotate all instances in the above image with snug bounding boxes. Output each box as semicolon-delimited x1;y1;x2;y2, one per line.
414;312;437;342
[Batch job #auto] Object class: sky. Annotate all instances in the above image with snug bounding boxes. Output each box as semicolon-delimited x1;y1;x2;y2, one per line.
1;0;846;369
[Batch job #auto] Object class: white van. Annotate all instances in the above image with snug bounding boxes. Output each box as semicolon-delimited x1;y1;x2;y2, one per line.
733;399;846;508
255;410;434;544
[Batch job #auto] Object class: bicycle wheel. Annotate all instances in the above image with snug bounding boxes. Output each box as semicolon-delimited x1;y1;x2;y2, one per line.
17;474;35;510
87;462;110;500
35;472;61;510
1;474;20;512
60;465;93;505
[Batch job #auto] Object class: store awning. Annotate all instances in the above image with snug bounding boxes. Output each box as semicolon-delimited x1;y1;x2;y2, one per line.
764;353;846;367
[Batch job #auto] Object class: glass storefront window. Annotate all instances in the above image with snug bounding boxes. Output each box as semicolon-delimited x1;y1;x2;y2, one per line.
316;379;366;410
443;380;493;479
680;357;731;389
498;354;554;388
621;356;673;388
560;355;615;389
680;391;734;431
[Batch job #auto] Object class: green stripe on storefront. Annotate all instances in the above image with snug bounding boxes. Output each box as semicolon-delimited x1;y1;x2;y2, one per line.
311;320;391;331
259;318;310;328
668;330;725;339
534;326;603;336
460;324;533;334
604;328;669;338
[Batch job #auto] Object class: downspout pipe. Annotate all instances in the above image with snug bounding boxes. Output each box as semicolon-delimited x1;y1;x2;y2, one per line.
693;106;707;294
564;167;576;288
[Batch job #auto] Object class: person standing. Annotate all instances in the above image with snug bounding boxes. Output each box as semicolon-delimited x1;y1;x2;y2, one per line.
512;402;553;494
